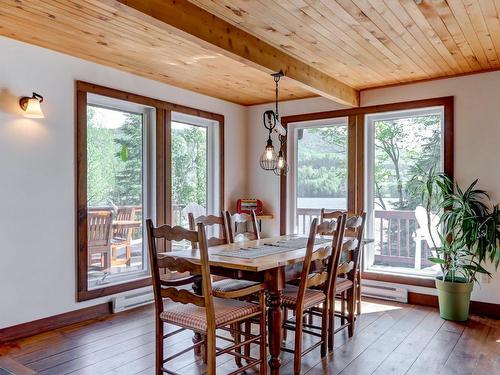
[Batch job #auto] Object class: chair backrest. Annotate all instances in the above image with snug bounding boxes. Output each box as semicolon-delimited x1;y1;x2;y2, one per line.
415;205;442;248
113;206;137;241
225;210;260;243
334;212;366;282
146;219;214;326
88;210;113;248
295;216;346;313
182;203;206;221
188;212;229;247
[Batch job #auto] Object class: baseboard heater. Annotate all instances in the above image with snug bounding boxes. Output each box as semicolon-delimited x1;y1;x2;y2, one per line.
113;289;154;313
362;282;408;303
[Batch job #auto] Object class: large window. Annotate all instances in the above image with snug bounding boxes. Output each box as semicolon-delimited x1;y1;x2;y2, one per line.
76;82;224;300
85;97;152;291
365;107;445;278
287;117;349;235
171;112;221;249
280;97;453;286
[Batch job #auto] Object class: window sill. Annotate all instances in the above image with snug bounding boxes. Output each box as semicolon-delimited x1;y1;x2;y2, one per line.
77;277;151;302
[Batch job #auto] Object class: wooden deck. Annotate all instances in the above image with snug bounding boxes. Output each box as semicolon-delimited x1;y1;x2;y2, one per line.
0;299;498;374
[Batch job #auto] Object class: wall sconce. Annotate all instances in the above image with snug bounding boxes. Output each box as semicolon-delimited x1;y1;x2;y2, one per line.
19;92;44;118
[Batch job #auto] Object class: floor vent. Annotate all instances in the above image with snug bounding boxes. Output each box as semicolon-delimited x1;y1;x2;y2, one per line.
362;283;408;303
112;290;154;313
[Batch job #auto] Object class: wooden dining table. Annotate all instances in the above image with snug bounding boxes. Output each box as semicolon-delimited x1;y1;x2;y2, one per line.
167;234;350;374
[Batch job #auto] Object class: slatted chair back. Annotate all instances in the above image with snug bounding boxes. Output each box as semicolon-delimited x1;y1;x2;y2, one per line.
316;215;347;295
146;219;214;327
188;212;229;247
225;210;260;243
320;209;362;238
112;206;137;241
335;213;366;283
88;210;113;248
294;217;345;313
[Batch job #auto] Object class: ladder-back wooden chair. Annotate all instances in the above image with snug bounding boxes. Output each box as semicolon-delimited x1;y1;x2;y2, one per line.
188;212;229;247
146;219;268;375
87;209;113;270
327;212;366;350
320;209;365;315
214;210;262;361
225;210;260;243
111;206;138;266
281;216;346;375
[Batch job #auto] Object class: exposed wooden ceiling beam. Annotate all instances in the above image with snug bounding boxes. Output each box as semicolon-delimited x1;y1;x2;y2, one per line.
116;0;359;107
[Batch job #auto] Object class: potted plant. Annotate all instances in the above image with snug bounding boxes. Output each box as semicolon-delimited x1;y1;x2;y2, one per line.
413;169;500;321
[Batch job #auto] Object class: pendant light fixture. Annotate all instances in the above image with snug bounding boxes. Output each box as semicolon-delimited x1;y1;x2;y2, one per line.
259;110;278;170
259;70;288;176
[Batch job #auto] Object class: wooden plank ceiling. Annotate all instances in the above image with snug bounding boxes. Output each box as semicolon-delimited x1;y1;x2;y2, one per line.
190;0;500;90
1;0;500;105
0;0;316;105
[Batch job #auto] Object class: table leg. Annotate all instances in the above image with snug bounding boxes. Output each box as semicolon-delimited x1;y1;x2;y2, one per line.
266;267;284;375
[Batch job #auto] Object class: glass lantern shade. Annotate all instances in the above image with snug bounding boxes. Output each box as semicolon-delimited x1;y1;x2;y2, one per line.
273;150;289;176
259;138;278;170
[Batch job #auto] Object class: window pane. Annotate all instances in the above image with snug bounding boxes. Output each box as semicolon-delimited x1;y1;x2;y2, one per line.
365;107;443;277
171;121;208;249
295;121;348;234
87;105;145;289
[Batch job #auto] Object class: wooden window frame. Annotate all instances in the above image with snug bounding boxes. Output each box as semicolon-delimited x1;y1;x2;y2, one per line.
76;81;224;301
280;97;453;288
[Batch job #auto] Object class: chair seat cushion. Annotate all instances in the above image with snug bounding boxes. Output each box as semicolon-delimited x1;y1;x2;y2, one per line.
212;279;259;293
335;277;353;293
282;285;326;309
160;297;259;332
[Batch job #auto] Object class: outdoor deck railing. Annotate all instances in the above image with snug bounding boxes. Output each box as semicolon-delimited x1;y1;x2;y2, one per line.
296;207;433;269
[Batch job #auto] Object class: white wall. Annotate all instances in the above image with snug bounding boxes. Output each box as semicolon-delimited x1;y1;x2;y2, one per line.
0;36;247;328
247;71;500;304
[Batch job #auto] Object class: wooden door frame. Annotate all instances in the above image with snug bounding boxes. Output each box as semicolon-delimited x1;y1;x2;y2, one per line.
76;81;224;301
280;96;453;288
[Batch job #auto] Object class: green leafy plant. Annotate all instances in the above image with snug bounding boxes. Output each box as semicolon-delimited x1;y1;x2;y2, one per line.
412;168;500;283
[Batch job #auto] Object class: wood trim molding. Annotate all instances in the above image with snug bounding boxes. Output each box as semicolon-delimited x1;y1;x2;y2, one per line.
76;81;225;301
0;303;111;344
281;96;454;124
408;292;500;320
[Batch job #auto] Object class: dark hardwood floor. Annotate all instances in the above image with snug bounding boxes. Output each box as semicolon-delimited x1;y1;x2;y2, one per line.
0;299;498;374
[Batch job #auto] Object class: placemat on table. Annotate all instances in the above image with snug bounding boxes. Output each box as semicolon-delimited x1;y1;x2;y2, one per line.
215;237;332;259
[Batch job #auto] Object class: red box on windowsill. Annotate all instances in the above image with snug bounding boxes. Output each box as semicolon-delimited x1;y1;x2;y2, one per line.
236;199;263;215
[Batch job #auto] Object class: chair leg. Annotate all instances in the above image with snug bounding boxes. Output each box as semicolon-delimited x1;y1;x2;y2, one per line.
202;334;208;363
328;290;335;351
348;289;356;337
156;319;164;375
341;291;346;324
321;303;328;357
233;323;242;367
294;312;304;375
308;308;314;325
206;331;217;375
260;303;268;375
126;245;132;266
244;320;251;358
283;307;288;341
357;276;362;315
